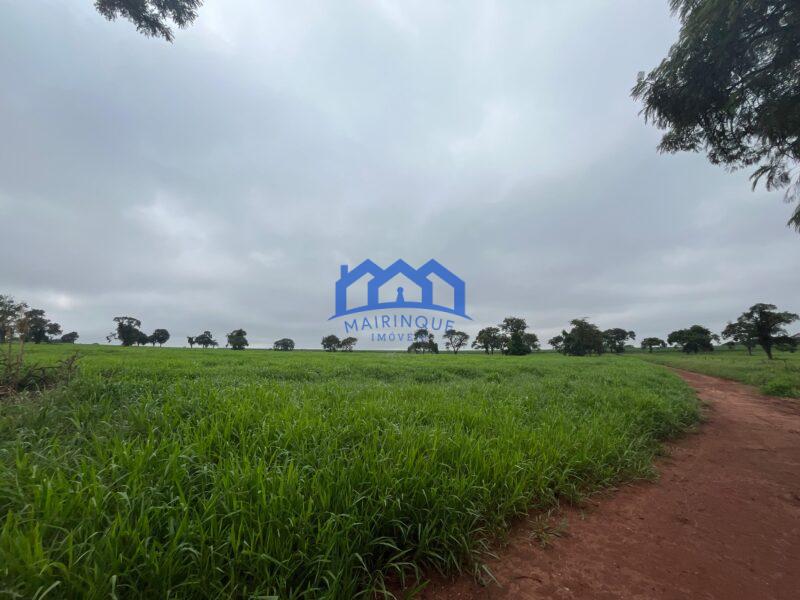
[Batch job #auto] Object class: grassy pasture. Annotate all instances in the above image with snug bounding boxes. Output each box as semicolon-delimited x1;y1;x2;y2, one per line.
635;348;800;398
1;345;698;599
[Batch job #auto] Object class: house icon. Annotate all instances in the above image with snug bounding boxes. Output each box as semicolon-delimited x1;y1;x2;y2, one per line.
331;259;469;319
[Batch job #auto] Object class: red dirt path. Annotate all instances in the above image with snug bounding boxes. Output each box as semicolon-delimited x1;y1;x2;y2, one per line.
420;369;800;600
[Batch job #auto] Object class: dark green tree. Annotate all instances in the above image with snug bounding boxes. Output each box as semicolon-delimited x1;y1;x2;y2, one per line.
227;329;249;350
498;317;538;355
471;326;502;354
443;329;470;354
602;328;636;353
641;337;667;353
273;338;295;351
94;0;203;42
548;335;564;352
150;329;170;347
738;303;799;359
633;0;800;230
667;325;716;353
721;318;758;355
559;318;605;356
60;332;79;344
23;309;57;344
0;295;26;343
194;331;217;348
339;336;358;351
187;336;195;348
322;334;341;352
108;316;143;346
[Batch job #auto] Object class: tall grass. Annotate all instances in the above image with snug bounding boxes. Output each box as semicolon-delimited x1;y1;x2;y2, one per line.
636;348;800;398
1;346;698;598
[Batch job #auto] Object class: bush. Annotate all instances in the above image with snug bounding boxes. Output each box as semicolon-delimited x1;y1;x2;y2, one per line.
761;378;797;397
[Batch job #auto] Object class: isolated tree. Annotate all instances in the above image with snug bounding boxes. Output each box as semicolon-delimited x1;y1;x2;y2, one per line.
109;316;143;346
738;303;799;359
559;318;605;356
471;326;502;354
339;336;358;351
95;0;203;42
322;334;341;352
668;325;716;353
60;331;79;344
722;318;758;355
150;328;170;347
227;329;249;350
633;0;800;230
498;317;538;355
187;336;195;348
641;337;667;353
443;329;469;354
194;331;217;348
273;338;295;351
413;328;432;354
603;328;636;353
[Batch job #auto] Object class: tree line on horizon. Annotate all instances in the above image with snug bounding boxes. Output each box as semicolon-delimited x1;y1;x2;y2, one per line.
2;295;797;359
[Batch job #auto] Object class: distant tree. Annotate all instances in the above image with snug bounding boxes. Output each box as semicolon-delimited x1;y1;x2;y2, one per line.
22;309;58;344
559;318;605;356
322;334;341;352
273;338;295;351
721;318;758;356
339;336;358;351
150;328;170;347
413;328;433;354
187;336;195;348
633;0;800;230
95;0;203;42
0;295;27;343
443;329;469;354
135;330;149;346
227;329;249;350
667;325;716;354
603;328;636;353
548;335;564;352
498;317;538;356
641;337;667;353
108;316;143;346
471;326;502;354
194;331;217;348
60;331;80;344
737;303;799;359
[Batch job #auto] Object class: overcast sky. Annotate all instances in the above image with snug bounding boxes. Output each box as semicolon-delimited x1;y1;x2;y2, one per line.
1;0;797;349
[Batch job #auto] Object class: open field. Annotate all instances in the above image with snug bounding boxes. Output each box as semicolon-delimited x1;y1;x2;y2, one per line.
636;348;800;398
0;345;698;599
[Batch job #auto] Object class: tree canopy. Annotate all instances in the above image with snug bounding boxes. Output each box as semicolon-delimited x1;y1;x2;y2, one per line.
641;337;667;353
667;325;717;353
94;0;203;42
321;335;341;352
472;327;503;354
557;319;605;356
226;329;249;350
443;329;470;354
633;0;800;230
273;338;295;351
738;303;798;359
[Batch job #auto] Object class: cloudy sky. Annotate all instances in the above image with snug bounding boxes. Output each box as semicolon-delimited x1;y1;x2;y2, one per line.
1;0;797;349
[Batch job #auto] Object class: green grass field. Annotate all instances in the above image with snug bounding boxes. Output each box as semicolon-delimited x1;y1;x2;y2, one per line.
635;348;800;398
1;345;699;599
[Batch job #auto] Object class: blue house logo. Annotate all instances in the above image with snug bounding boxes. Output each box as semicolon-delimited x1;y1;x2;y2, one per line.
331;259;470;320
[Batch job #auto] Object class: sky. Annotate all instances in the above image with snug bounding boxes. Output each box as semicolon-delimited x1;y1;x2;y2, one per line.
1;0;798;349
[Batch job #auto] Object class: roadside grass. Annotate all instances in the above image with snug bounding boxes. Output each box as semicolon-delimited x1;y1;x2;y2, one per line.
635;348;800;398
1;345;698;599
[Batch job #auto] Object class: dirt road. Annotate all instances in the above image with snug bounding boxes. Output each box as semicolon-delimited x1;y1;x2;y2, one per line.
421;369;800;600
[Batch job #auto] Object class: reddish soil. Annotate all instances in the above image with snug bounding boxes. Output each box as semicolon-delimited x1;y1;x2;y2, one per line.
420;369;800;600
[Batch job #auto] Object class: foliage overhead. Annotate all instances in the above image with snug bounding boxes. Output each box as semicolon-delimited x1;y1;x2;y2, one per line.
94;0;203;42
633;0;800;230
